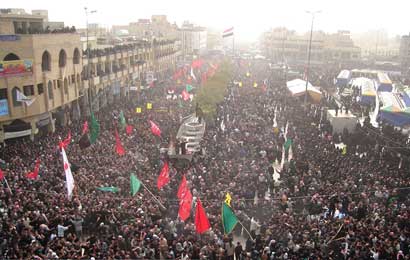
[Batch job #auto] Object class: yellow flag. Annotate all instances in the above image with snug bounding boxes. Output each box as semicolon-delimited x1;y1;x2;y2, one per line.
238;82;243;87
246;72;250;77
253;82;258;88
146;103;152;110
342;146;347;155
225;193;232;207
135;107;142;114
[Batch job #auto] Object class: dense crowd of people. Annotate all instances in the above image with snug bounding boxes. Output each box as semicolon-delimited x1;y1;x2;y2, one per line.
0;57;410;260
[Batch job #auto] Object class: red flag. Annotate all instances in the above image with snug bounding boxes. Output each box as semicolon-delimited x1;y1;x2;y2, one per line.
26;159;40;180
0;169;4;180
201;72;207;85
178;188;192;221
59;130;71;150
149;120;161;137
157;161;170;189
195;198;210;233
82;121;89;135
115;128;125;156
181;90;190;101
191;59;203;69
126;124;133;135
177;175;187;199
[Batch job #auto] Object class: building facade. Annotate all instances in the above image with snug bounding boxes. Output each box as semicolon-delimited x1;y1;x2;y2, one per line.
180;22;208;58
262;28;361;67
0;10;181;142
399;34;410;72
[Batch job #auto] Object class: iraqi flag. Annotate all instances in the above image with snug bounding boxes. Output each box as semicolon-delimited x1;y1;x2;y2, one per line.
223;27;234;38
61;147;75;199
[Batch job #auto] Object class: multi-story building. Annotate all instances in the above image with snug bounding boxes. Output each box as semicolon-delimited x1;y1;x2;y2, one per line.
180;22;207;58
0;12;83;142
82;38;181;111
399;34;410;72
113;15;179;40
261;27;361;67
0;9;181;142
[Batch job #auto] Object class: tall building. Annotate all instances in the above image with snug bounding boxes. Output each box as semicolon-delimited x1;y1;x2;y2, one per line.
399;34;410;72
180;22;207;58
261;27;361;67
0;11;82;141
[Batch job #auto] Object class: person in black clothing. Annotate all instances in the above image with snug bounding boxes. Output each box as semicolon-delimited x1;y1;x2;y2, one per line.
235;242;243;260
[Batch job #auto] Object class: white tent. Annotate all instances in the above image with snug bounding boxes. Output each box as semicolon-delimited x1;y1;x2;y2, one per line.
286;79;322;103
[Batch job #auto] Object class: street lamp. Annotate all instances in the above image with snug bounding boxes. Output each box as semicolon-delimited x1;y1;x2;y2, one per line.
304;10;321;109
84;7;97;114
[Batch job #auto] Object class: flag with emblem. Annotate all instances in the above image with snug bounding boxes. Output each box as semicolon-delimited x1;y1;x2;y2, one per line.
225;192;232;207
178;186;193;221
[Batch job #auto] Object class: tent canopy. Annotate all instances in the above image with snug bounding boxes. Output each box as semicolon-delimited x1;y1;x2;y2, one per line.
286;79;322;103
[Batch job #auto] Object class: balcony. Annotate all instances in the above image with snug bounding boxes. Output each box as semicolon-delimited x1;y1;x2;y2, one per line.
108;54;115;60
83;79;89;89
98;56;106;62
122;51;128;58
102;75;108;83
116;71;122;78
115;52;122;59
110;73;116;80
91;76;100;85
122;69;128;76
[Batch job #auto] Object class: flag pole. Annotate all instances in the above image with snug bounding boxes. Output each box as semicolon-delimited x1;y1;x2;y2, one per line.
139;181;166;210
3;178;12;195
236;219;254;241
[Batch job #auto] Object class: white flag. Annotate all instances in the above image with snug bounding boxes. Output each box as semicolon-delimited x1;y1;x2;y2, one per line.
16;90;35;106
190;67;197;82
61;147;75;199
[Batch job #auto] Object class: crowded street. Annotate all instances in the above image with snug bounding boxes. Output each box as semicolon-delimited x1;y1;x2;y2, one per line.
0;56;409;260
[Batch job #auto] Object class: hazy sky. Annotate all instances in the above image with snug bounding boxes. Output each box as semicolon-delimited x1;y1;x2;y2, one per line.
8;0;410;41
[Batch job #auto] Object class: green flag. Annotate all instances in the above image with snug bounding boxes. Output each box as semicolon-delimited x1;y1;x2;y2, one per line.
130;173;141;196
222;202;238;234
90;112;100;144
186;84;193;92
96;186;119;193
284;138;293;152
119;111;126;128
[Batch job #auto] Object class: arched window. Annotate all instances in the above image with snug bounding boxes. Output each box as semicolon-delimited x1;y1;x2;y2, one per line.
41;51;51;72
73;48;80;64
58;49;67;68
48;81;54;99
12;87;22;107
3;53;20;61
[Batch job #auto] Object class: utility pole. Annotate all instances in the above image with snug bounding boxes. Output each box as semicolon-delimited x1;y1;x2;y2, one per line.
84;7;96;114
304;10;321;109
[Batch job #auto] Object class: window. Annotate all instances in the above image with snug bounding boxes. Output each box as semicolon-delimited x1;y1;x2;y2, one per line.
64;78;68;94
73;48;80;64
48;81;53;99
41;51;51;71
57;80;62;89
71;74;75;84
37;83;44;94
0;89;8;100
58;49;67;67
23;85;34;96
3;53;20;61
12;87;22;107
